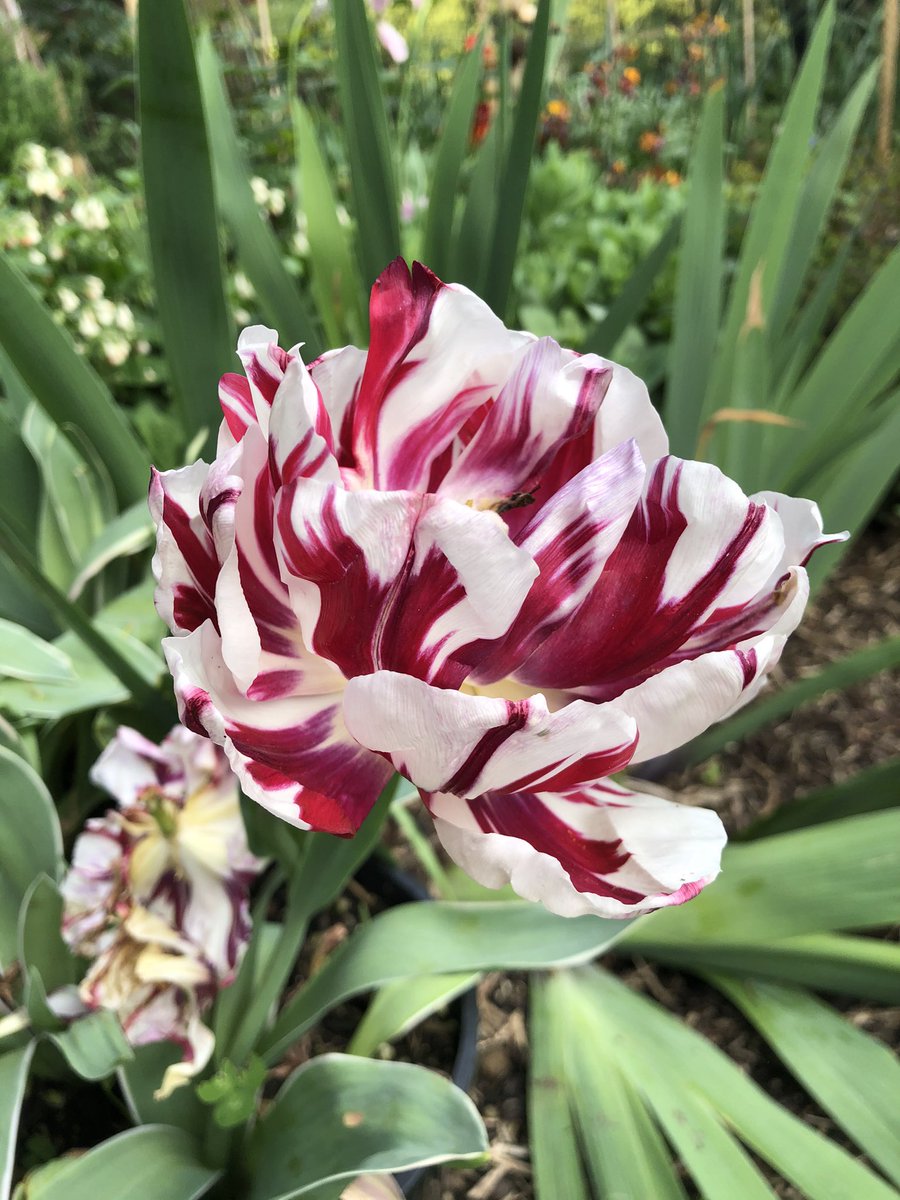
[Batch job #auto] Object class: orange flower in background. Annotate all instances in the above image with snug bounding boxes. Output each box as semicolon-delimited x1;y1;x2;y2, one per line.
464;33;477;53
688;42;704;61
619;66;641;94
663;170;682;186
712;14;730;33
483;41;498;69
638;130;664;154
545;99;571;121
611;159;627;175
665;80;679;95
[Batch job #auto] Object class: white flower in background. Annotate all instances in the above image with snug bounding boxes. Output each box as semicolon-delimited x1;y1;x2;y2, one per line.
27;249;46;266
78;310;101;339
20;142;48;171
62;725;265;1095
95;297;117;327
336;204;351;228
235;307;251;326
234;272;255;301
267;187;286;217
115;302;136;333
50;149;75;179
47;241;64;262
57;287;80;315
84;274;105;301
27;167;63;201
292;216;310;257
136;338;152;356
15;212;42;248
143;367;159;382
72;197;110;231
102;333;130;366
250;176;270;207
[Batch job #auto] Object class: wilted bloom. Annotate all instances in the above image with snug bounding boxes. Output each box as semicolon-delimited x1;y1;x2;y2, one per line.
62;725;264;1093
151;260;843;919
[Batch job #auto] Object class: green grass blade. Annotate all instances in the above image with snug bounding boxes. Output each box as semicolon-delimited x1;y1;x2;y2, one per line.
529;975;590;1200
583;966;900;1200
582;215;682;357
620;933;900;1005
482;0;551;317
292;98;366;347
348;973;479;1058
713;975;900;1187
705;1;835;420
768;63;877;337
621;808;900;946
1;1043;36;1200
138;0;234;456
0;256;146;507
685;634;900;764
422;33;485;279
195;31;320;354
741;757;900;840
333;0;401;287
664;87;725;457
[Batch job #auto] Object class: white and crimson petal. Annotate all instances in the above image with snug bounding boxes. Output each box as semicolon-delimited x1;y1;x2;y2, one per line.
431;780;726;919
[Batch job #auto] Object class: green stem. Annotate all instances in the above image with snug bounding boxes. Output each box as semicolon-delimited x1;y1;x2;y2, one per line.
391;799;455;899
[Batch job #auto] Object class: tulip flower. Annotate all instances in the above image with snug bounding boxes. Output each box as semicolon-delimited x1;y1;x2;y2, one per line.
62;726;264;1093
150;260;843;919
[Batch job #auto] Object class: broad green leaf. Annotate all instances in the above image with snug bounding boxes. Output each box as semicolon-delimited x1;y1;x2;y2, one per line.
118;1044;208;1140
482;0;551;318
0;1043;35;1200
542;972;689;1200
742;757;900;840
621;932;900;1004
348;973;480;1058
583;216;681;357
422;33;485;278
581;967;899;1200
686;634;900;763
246;1055;487;1199
620;809;900;946
528;976;590;1200
705;1;835;420
48;1009;133;1081
665;87;725;457
0;747;62;969
292;98;365;347
138;0;233;455
333;0;401;287
768;64;877;336
713;975;900;1187
261;902;631;1063
17;876;77;995
16;1126;219;1200
68;502;154;602
0;620;74;683
196;31;320;353
0;255;147;507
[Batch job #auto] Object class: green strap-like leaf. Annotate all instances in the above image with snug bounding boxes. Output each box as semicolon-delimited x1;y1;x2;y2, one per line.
17;1126;220;1200
0;620;74;683
0;256;147;508
246;1055;487;1199
422;33;486;278
482;0;551;318
333;0;401;288
713;975;900;1187
348;972;480;1058
742;757;900;840
196;31;321;353
0;747;62;970
261;902;631;1063
1;1043;35;1200
664;87;725;457
138;0;234;456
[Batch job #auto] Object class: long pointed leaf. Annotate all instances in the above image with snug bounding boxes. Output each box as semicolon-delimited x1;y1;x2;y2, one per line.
138;0;234;455
333;0;401;287
0;1043;35;1200
742;757;900;840
196;31;320;353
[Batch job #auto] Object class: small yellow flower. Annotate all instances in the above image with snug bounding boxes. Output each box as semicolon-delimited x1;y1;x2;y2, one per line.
545;99;571;120
623;67;641;85
663;170;682;186
611;159;627;175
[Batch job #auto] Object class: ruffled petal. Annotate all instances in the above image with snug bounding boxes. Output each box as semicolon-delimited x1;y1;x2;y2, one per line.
343;671;638;797
150;462;220;635
430;778;726;918
276;481;538;686
164;624;391;835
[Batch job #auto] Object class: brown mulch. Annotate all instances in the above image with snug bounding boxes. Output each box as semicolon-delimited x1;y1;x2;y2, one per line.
420;516;900;1199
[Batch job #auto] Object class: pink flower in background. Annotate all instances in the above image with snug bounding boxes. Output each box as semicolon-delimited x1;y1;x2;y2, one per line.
62;725;265;1095
150;260;842;919
376;20;409;63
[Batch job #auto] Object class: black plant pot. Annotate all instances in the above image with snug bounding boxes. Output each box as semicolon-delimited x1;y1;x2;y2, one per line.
354;856;480;1198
